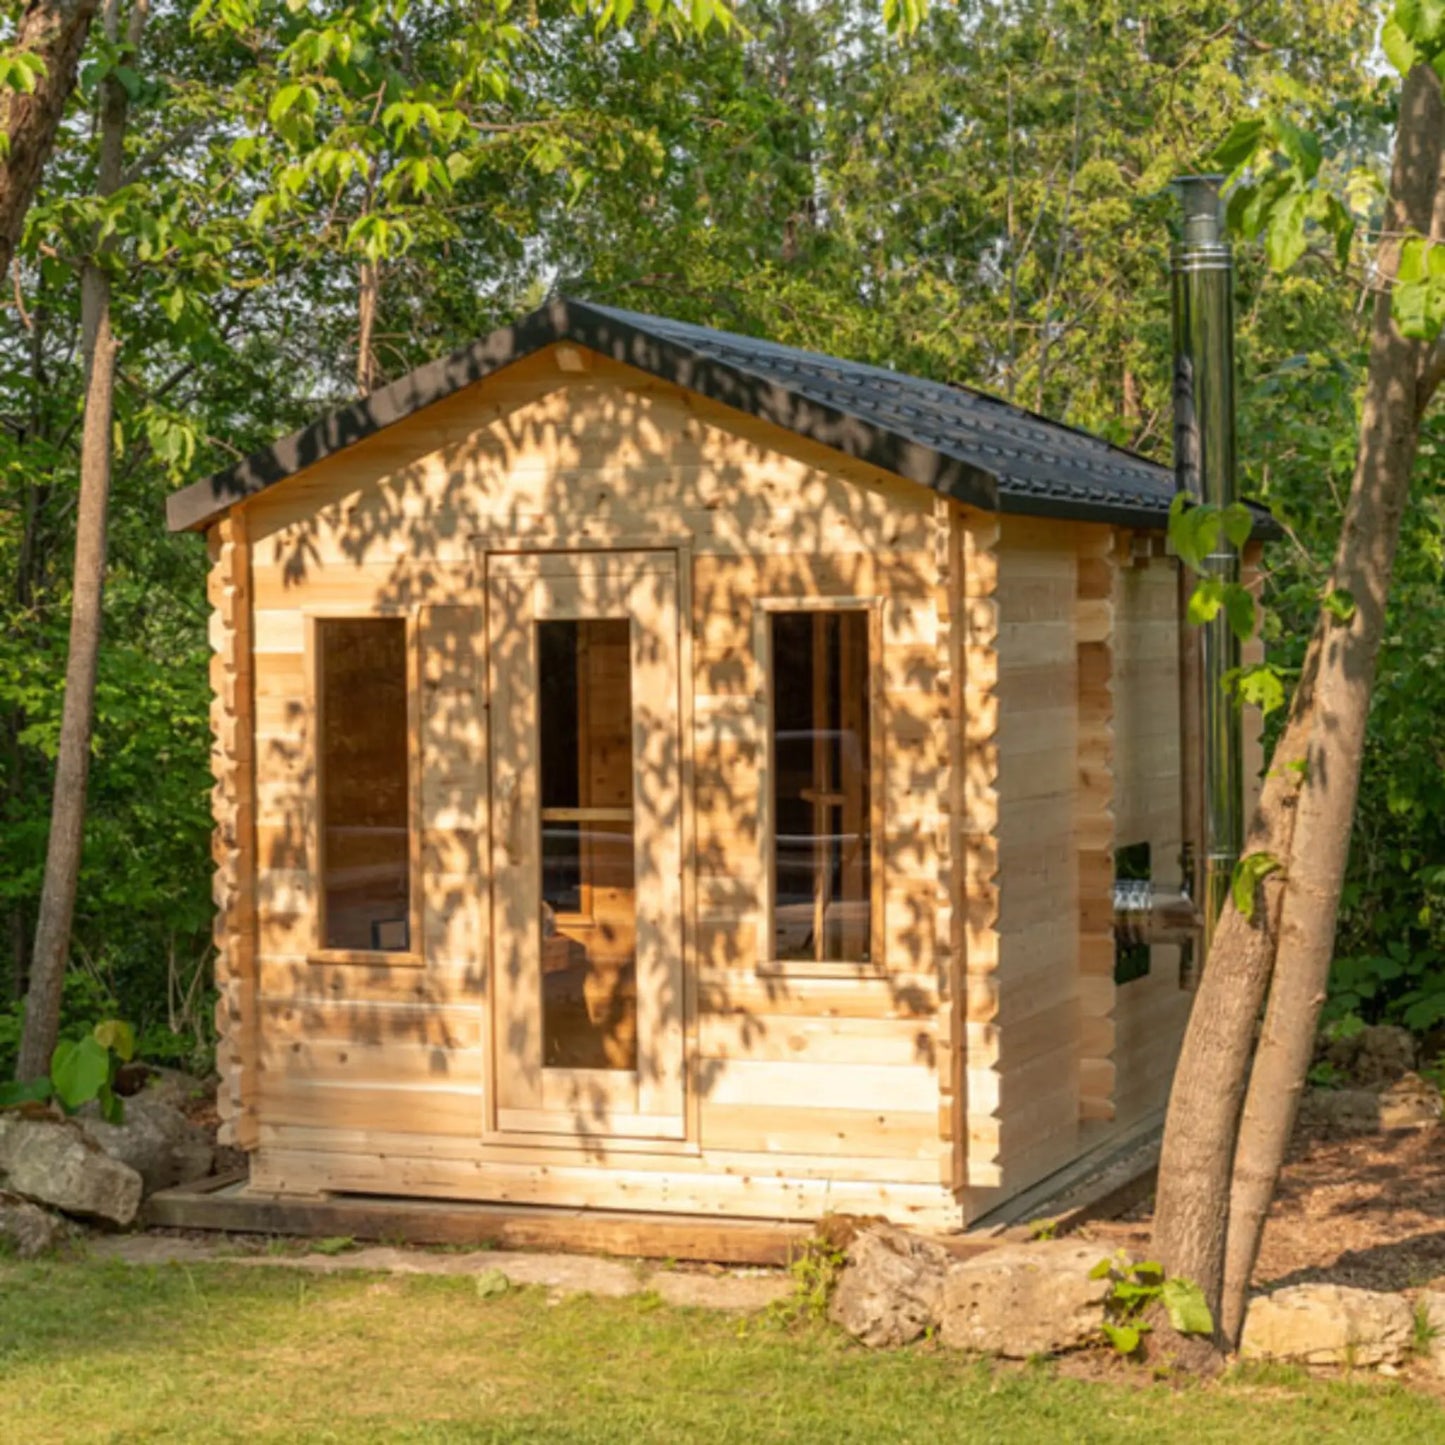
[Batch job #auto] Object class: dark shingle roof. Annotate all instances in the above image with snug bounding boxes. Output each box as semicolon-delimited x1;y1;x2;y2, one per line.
167;296;1277;537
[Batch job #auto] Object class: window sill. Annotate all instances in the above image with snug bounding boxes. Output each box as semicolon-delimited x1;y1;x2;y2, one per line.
756;959;887;981
307;949;425;969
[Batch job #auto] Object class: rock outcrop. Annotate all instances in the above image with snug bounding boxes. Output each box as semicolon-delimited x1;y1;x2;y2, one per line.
1239;1284;1414;1368
938;1241;1112;1358
76;1092;214;1195
0;1190;67;1259
0;1114;143;1226
827;1224;951;1348
1321;1024;1417;1087
1300;1071;1442;1133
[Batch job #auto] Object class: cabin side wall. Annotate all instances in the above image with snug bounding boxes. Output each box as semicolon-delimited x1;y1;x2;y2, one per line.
229;346;961;1226
962;524;1240;1215
1108;545;1189;1131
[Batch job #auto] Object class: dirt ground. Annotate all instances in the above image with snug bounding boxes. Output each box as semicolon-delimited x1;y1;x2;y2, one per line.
1080;1117;1445;1293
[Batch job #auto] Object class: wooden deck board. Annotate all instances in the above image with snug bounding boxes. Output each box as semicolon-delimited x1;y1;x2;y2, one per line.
144;1178;816;1264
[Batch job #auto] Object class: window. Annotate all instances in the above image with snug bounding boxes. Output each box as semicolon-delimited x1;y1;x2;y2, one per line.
537;618;638;1072
767;608;875;967
317;617;414;955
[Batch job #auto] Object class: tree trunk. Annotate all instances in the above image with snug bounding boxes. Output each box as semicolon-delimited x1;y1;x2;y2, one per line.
16;0;144;1080
357;258;378;393
1149;650;1315;1315
1217;61;1445;1346
0;0;101;280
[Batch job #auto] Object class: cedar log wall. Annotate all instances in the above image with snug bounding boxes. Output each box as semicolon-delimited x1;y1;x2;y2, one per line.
229;345;960;1226
206;342;1260;1226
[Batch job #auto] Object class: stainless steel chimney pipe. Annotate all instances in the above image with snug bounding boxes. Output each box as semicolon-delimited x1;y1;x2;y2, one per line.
1172;175;1244;963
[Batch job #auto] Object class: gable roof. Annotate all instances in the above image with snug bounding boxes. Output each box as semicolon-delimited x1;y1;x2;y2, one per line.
166;296;1279;537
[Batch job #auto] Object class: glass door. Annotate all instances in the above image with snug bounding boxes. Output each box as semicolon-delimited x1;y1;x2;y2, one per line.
486;551;685;1140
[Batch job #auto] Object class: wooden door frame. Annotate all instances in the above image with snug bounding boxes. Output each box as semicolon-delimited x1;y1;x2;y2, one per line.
479;541;699;1155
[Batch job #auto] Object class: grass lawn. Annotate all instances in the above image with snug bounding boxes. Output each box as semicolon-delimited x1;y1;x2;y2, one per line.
3;1257;1445;1443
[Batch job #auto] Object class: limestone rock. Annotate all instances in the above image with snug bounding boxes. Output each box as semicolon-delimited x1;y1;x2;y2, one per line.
1419;1291;1445;1376
828;1225;951;1348
0;1190;67;1259
1300;1072;1442;1134
1239;1284;1414;1368
0;1113;143;1226
938;1241;1111;1358
1377;1072;1442;1130
135;1066;211;1114
76;1092;214;1196
1299;1087;1381;1133
1322;1025;1417;1087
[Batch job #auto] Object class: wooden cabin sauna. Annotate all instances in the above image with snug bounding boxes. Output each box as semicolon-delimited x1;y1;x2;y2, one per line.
170;295;1270;1234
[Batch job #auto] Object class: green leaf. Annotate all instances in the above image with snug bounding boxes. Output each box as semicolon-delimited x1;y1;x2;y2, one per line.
1088;1257;1115;1281
1222;502;1254;549
1101;1322;1143;1355
93;1019;136;1062
1225;584;1256;643
1383;16;1422;76
1161;1277;1214;1336
1395;278;1432;339
1323;588;1357;624
1212;119;1266;173
1238;172;1290;241
49;1036;112;1112
1265;188;1310;272
476;1266;511;1298
1186;579;1225;626
96;1082;124;1125
1398;235;1429;284
1235;664;1287;716
1232;852;1283;921
1112;1280;1154;1305
1271;116;1322;181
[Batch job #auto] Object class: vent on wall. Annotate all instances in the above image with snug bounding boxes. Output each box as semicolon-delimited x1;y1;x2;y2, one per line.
1112;841;1153;985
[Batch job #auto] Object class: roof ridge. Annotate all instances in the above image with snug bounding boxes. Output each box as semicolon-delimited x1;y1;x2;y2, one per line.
570;297;1170;479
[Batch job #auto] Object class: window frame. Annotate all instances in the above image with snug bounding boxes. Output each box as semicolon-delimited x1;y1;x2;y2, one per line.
754;596;886;980
305;608;424;969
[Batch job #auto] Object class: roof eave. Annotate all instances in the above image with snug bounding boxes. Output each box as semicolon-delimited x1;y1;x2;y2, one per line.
167;297;1006;533
166;300;582;532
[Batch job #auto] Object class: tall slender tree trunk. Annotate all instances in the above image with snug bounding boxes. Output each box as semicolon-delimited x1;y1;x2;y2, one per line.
1217;62;1445;1345
357;258;379;393
0;0;101;279
16;0;145;1080
1149;661;1314;1315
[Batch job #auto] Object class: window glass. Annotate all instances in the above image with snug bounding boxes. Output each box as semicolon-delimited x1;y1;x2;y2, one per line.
770;610;872;963
537;619;637;1071
319;618;411;951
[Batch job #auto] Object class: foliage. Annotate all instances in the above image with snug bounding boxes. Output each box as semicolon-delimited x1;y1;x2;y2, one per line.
0;1017;135;1120
1233;852;1284;921
767;1232;849;1326
1174;0;1445;1035
1091;1251;1215;1357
